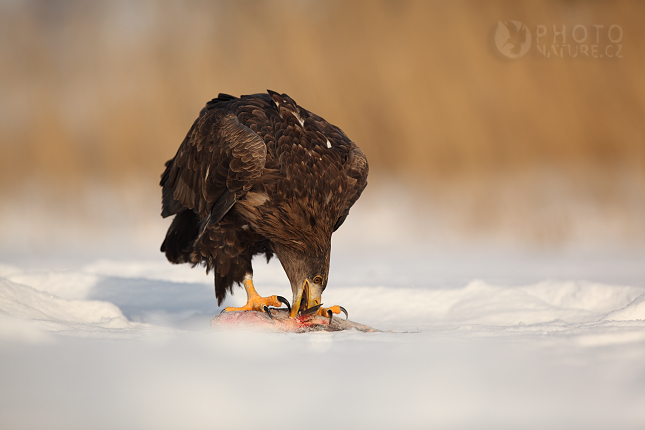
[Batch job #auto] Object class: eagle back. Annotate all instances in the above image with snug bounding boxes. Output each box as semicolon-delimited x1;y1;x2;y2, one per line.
233;91;368;253
162;90;368;255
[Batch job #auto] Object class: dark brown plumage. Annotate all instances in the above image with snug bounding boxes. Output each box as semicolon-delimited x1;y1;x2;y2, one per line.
160;90;368;315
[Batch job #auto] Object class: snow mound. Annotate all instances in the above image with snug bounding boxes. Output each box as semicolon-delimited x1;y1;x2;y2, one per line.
3;264;645;337
603;294;645;321
326;280;645;330
6;271;100;299
0;277;156;337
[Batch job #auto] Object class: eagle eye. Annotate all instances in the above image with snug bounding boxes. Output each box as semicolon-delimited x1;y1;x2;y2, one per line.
313;276;324;284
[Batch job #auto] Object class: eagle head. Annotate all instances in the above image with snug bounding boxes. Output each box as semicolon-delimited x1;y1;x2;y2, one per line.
273;243;330;318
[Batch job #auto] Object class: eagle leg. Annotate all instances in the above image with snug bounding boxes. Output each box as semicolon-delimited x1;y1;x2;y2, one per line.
319;305;348;324
222;275;290;315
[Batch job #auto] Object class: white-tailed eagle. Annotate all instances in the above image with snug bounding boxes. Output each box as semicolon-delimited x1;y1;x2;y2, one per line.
160;90;368;322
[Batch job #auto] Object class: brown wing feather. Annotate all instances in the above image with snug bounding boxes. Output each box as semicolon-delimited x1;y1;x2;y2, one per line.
334;144;369;231
160;109;266;225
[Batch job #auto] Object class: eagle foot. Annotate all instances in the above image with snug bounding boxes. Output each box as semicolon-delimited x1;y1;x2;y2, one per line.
221;277;290;316
321;305;348;325
222;294;290;315
263;297;292;320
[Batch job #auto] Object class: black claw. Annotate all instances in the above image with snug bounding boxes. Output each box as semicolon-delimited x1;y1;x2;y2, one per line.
277;296;291;313
263;305;273;320
339;306;348;320
220;308;227;314
327;309;333;325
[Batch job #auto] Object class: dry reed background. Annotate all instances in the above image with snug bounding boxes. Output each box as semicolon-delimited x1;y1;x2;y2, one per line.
0;0;644;257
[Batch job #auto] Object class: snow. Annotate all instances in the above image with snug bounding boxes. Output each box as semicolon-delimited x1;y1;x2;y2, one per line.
1;181;644;429
1;249;645;430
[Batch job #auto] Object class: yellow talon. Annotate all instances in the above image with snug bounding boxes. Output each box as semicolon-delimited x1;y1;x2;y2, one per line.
224;277;287;313
317;305;348;323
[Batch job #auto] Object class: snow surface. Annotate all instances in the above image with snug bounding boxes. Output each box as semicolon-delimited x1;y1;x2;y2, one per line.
1;250;645;430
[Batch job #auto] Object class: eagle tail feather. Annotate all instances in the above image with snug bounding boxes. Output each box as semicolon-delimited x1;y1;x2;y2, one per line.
161;209;200;264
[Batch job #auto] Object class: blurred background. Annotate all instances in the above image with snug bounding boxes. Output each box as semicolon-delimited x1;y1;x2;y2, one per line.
1;0;644;264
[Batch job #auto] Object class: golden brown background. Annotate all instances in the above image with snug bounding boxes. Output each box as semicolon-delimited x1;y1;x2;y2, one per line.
1;0;643;257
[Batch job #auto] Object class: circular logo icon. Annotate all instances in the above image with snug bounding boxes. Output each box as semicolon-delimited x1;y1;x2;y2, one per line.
494;21;531;59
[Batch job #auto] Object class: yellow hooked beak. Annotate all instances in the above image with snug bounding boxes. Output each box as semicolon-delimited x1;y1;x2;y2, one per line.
289;279;322;318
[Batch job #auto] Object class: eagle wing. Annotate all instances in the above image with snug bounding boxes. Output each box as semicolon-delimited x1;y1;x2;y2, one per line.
334;143;369;231
160;106;267;225
301;107;369;233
